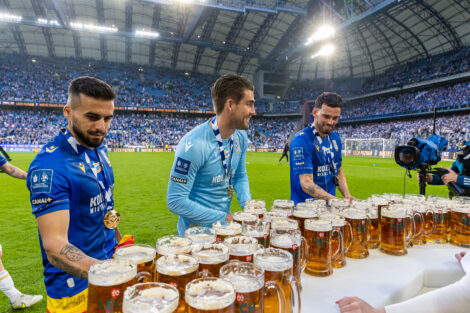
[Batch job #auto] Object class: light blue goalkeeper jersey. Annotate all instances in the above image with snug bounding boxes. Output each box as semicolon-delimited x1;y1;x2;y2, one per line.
167;119;251;236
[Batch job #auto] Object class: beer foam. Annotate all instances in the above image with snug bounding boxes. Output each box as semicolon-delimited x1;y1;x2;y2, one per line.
185;227;216;245
123;284;179;313
270;234;299;248
212;221;242;236
88;260;136;286
271;218;298;230
233;212;258;222
254;249;292;272
188;233;216;244
342;209;367;219
156;254;199;276
244;205;267;215
305;219;332;232
115;245;156;264
224;236;259;255
242;230;266;238
156;236;192;255
192;244;229;264
382;209;409;218
186;279;235;310
225;274;263;293
293;209;317;218
263;211;289;222
319;213;341;220
452;205;470;213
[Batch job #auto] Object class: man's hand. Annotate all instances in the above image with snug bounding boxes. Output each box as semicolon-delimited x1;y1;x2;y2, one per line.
336;297;385;313
417;173;433;184
225;213;234;222
442;168;458;185
455;251;467;264
344;195;357;202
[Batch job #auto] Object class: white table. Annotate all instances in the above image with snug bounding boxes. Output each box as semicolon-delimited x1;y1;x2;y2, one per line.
301;244;469;313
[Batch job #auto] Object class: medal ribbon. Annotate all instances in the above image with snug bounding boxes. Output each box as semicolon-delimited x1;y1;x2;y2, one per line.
210;117;234;187
310;124;337;175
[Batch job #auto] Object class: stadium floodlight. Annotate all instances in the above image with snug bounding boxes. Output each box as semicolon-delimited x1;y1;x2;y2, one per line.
135;30;159;38
70;22;118;33
311;44;335;58
37;18;60;26
305;25;335;45
0;12;22;22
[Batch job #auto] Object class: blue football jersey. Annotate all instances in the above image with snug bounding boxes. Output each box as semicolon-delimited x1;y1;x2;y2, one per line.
27;128;116;299
0;154;6;166
289;126;342;204
167;119;251;236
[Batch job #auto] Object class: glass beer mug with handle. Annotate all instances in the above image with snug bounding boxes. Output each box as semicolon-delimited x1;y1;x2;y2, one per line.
254;248;301;313
185;277;236;313
269;228;308;288
342;209;370;259
185;227;216;245
191;243;229;278
318;215;353;269
114;244;157;281
88;259;153;313
411;203;435;245
123;282;179;313
450;204;470;248
220;262;287;313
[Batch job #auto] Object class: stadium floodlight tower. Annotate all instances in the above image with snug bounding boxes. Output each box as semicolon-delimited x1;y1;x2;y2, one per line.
344;138;398;158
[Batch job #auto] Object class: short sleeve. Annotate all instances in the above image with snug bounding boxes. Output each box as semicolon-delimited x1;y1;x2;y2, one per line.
290;135;313;175
27;156;70;218
0;155;6;166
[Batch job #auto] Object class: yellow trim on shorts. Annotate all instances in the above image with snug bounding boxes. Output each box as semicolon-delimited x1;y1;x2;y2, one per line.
0;274;9;281
46;288;88;313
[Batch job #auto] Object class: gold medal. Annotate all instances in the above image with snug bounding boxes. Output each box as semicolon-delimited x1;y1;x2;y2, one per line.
227;185;234;200
103;210;121;229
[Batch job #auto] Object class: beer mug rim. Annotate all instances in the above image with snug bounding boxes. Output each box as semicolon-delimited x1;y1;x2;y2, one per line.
115;244;156;263
191;243;229;263
271;218;298;230
156;235;192;255
233;211;258;222
343;209;368;219
254;248;293;271
185;277;235;311
293;209;318;218
263;211;289;220
219;262;265;293
88;259;137;286
304;219;333;231
452;205;470;213
123;282;179;313
212;221;242;235
381;208;410;218
185;226;216;236
156;254;199;276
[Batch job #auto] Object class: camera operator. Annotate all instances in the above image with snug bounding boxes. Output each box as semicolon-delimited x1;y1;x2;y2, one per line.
422;141;470;192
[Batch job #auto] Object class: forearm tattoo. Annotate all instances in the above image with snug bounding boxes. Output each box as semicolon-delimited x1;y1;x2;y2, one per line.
50;244;88;279
60;244;86;262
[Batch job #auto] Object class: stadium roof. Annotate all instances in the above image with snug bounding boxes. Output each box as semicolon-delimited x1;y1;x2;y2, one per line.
0;0;468;79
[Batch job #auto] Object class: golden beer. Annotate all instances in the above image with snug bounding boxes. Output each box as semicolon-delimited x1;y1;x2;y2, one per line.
269;229;307;288
410;204;434;245
343;209;369;259
292;205;318;238
367;207;380;249
380;208;414;256
304;219;339;276
224;236;260;263
156;236;192;260
426;206;449;244
88;259;140;313
185;227;216;245
319;215;352;268
123;282;179;313
233;211;258;226
192;243;229;278
115;244;157;281
254;248;300;313
212;221;242;243
450;205;470;247
156;254;199;313
185;278;235;313
242;220;270;248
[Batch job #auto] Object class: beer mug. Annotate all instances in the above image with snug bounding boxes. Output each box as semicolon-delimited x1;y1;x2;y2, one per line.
115;244;157;281
454;196;470;204
271;218;299;231
254;248;300;313
88;259;152;313
304;220;341;276
380;206;419;256
264;211;289;223
224;235;262;262
185;277;235;313
271;200;295;217
185;227;216;245
305;199;327;213
156;236;192;259
328;198;350;214
244;200;267;219
368;195;389;224
293;203;318;238
343;209;370;259
233;211;259;226
242;220;270;247
156;254;199;313
319;215;352;268
220;262;286;313
352;201;379;249
212;221;242;242
411;203;435;245
426;204;449;244
450;204;470;247
192;243;229;278
269;229;307;288
123;282;179;313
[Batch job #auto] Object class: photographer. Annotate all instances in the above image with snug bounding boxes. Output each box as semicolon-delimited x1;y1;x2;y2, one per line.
423;141;470;192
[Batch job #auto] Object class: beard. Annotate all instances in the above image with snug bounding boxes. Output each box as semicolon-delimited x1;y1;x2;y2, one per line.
71;118;105;148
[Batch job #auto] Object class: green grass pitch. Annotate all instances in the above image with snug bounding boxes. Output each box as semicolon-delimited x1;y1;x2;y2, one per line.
0;152;452;312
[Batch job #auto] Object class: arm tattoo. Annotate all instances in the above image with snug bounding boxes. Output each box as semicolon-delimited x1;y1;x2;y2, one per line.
60;244;86;262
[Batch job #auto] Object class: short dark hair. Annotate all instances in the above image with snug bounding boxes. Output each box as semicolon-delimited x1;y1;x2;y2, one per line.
314;92;343;109
68;76;116;107
211;74;254;114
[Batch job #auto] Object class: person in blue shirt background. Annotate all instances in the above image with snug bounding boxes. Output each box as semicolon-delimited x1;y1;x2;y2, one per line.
167;74;255;236
27;77;120;313
0;154;43;309
290;92;356;204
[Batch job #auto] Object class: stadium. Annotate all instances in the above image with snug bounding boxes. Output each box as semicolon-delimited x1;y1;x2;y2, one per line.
0;0;469;312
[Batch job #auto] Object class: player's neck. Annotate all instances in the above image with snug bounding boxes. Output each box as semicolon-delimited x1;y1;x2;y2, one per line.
67;125;95;150
216;114;235;139
313;123;327;138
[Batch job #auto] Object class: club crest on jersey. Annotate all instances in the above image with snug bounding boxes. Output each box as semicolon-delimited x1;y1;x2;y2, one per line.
30;169;53;193
174;157;191;175
93;162;102;173
293;147;304;160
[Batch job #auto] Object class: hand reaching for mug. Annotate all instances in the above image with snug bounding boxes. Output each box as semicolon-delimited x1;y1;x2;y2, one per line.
336;297;386;313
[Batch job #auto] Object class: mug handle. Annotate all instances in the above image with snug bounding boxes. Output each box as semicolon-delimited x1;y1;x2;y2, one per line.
289;275;301;313
405;213;417;244
300;236;308;272
425;210;437;236
344;221;353;252
135;271;153;283
265;280;287;313
331;227;342;262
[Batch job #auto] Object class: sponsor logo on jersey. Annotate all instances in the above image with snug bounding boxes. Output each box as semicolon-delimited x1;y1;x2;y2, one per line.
293;147;304;160
30;169;53;193
89;192;106;214
32;196;53;205
211;174;224;185
171;176;187;184
174;157;191;175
